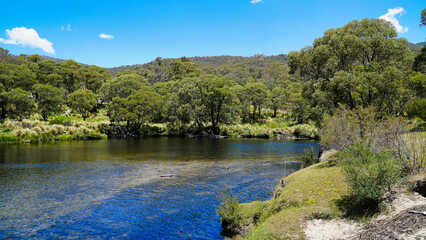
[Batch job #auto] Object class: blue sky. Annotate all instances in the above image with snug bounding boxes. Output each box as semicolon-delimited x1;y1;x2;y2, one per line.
0;0;425;68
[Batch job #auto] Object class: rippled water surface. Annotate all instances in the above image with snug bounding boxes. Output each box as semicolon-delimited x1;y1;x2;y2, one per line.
0;138;319;239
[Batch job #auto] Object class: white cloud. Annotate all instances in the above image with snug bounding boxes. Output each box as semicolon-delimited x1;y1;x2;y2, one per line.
0;27;55;54
61;24;71;32
99;33;114;39
379;7;408;33
251;0;262;4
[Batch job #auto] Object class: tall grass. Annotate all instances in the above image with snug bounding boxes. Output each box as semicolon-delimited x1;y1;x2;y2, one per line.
217;190;243;233
1;117;107;143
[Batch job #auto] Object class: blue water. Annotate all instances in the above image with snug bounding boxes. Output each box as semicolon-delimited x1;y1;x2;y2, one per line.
0;138;319;239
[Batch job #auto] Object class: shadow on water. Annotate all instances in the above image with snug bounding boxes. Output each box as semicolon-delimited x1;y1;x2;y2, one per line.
0;138;319;239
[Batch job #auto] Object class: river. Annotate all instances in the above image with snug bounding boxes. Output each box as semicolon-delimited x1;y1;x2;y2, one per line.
0;138;319;239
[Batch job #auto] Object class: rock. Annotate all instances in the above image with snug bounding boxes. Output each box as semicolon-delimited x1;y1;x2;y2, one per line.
319;149;338;162
413;179;426;197
160;174;175;178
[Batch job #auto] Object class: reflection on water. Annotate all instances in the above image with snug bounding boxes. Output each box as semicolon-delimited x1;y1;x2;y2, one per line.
0;138;319;239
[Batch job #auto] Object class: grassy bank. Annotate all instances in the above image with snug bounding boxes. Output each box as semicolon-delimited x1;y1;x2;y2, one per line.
220;154;349;239
0;119;108;144
0;114;318;144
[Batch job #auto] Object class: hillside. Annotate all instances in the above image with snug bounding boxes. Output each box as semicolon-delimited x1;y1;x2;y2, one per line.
106;54;288;76
409;41;426;52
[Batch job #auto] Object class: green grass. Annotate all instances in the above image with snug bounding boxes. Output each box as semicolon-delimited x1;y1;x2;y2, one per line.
234;155;348;239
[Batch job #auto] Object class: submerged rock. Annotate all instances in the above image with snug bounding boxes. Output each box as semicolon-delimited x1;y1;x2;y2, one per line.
160;174;175;178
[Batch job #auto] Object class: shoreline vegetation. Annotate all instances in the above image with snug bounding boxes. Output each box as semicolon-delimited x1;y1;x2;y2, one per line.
0;113;319;144
214;14;426;239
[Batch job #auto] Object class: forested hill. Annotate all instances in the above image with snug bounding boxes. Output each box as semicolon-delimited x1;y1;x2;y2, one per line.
106;54;288;76
13;42;421;76
408;41;426;52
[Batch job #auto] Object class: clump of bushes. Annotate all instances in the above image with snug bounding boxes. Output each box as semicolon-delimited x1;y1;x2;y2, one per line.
321;106;425;218
1;118;108;143
219;122;318;139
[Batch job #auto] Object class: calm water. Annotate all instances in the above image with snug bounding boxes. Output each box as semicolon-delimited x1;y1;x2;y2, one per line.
0;138;319;239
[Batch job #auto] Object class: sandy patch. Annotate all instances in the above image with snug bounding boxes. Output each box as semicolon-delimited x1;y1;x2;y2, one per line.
305;219;360;240
305;192;426;240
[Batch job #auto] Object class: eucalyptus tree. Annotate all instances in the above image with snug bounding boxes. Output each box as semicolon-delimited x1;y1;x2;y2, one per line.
67;89;97;121
100;73;150;103
33;84;65;121
108;86;163;132
243;81;270;121
6;88;35;120
288;18;413;120
168;74;238;134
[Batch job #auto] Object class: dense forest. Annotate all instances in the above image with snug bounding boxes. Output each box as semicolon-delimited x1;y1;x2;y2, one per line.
0;18;425;140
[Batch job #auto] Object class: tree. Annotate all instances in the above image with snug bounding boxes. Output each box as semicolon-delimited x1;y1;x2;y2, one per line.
145;57;168;84
244;82;270;121
108;87;162;132
421;8;426;27
6;88;35;120
195;75;237;134
0;84;7;119
288;18;413;121
413;46;426;73
67;89;97;121
33;84;65;121
264;62;290;89
58;59;83;94
270;86;289;118
77;65;111;93
166;58;202;81
27;54;42;63
100;73;150;102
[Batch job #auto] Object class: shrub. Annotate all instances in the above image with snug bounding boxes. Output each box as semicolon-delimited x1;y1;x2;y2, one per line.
320;105;377;150
337;143;403;218
0;134;23;143
217;190;242;232
301;146;317;168
58;135;73;141
373;118;426;173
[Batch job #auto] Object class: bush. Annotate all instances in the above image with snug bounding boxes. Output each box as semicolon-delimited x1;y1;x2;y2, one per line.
301;146;317;168
217;190;242;232
0;134;23;143
337;143;403;218
406;98;426;120
320;105;377;150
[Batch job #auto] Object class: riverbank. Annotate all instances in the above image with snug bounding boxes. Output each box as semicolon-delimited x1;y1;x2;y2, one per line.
0;119;108;143
222;151;426;239
0;118;319;144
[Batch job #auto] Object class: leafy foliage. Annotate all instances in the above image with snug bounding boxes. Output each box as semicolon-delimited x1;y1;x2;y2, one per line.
216;190;243;232
33;84;65;120
67;89;97;121
337;144;403;218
